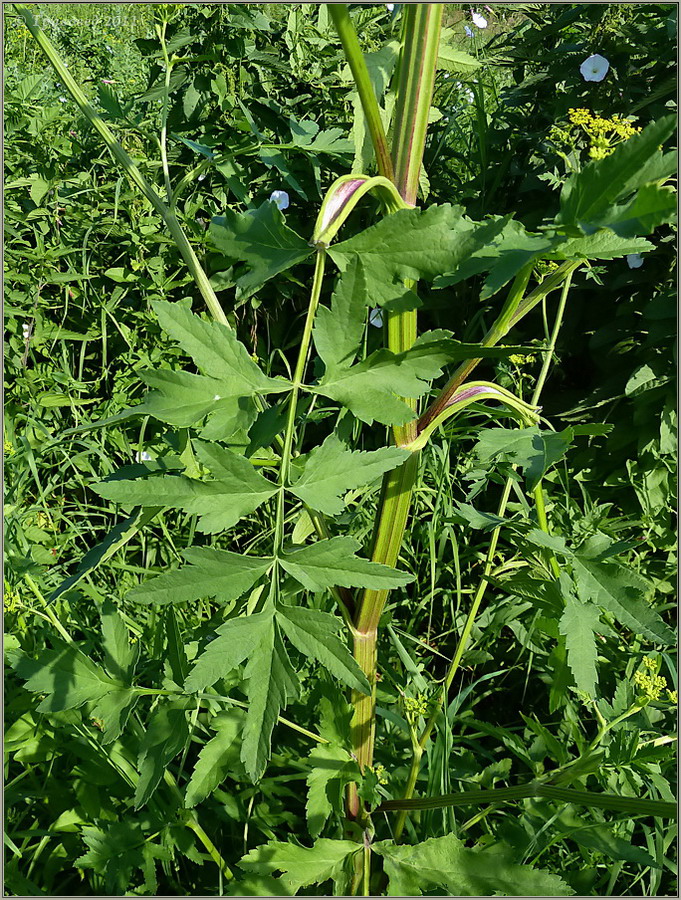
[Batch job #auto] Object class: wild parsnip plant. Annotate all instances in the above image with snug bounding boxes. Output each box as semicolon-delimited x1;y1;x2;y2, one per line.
7;4;677;896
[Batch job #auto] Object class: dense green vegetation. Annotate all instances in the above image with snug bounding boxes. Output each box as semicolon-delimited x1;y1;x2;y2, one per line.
4;3;677;896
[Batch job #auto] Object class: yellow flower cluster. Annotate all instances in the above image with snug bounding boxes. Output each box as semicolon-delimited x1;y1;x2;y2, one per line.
633;658;673;703
403;695;431;719
4;439;13;455
534;259;560;282
567;108;641;159
568;107;592;127
633;669;668;701
373;763;389;785
508;353;537;366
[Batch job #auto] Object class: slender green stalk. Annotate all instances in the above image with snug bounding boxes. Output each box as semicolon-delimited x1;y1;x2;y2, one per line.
157;20;174;203
379;783;677;819
23;574;73;644
329;5;394;181
529;270;574;580
419;261;579;434
530;269;574;407
393;269;580;839
274;251;327;559
13;3;228;327
362;838;372;897
392;475;514;838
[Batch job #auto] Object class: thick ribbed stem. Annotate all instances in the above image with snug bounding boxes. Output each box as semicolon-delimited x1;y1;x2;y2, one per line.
345;5;443;824
329;5;394;181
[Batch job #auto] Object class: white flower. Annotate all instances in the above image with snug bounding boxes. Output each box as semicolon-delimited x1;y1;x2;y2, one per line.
269;189;289;211
580;54;610;83
471;12;487;29
22;323;31;340
369;308;383;328
465;89;475;103
136;451;152;462
58;96;67;103
627;253;644;269
386;3;394;10
197;173;206;181
464;25;474;37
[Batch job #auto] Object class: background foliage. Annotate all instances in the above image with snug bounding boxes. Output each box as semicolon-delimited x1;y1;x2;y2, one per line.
4;3;677;896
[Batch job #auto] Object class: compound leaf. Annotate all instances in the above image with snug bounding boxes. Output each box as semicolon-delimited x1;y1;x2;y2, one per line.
279;537;413;592
129;547;272;606
241;619;299;781
238;838;360;894
373;833;574;897
209;202;313;297
185;710;244;807
184;609;273;693
276;605;371;694
290;433;409;516
558;586;601;696
572;556;675;645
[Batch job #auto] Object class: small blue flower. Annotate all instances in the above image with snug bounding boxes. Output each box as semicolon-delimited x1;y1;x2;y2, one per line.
269;190;290;211
464;25;474;37
627;253;644;269
369;308;383;328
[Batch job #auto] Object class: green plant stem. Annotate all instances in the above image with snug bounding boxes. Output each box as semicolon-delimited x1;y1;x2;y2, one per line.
393;268;579;839
345;5;443;827
391;3;443;206
23;573;73;644
157;21;174;203
530;269;573;406
529;269;574;579
379;782;677;819
14;3;228;328
363;836;372;897
533;482;561;579
274;250;327;559
329;5;394;181
419;261;579;433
